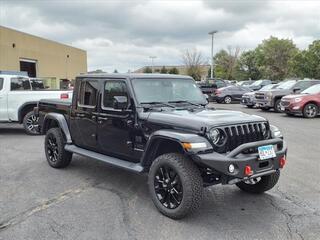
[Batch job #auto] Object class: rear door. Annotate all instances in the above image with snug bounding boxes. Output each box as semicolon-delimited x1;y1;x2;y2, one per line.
71;79;99;151
0;77;7;121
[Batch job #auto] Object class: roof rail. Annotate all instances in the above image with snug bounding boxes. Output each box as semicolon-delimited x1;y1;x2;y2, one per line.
0;70;28;76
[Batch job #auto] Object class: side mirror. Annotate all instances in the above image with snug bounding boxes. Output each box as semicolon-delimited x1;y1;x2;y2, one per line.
293;87;301;93
113;96;128;110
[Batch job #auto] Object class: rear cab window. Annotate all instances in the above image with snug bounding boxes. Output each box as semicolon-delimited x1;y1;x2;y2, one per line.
77;80;99;108
10;77;31;91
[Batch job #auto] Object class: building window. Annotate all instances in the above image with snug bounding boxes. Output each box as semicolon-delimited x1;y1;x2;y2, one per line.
20;58;37;77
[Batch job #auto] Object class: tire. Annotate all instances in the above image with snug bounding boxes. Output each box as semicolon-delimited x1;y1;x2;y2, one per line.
274;99;282;113
44;128;72;168
223;96;232;104
23;111;40;135
261;107;270;111
148;153;203;219
303;103;318;118
247;105;254;109
236;171;280;194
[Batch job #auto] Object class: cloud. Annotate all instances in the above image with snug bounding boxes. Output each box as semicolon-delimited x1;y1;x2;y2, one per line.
0;0;319;72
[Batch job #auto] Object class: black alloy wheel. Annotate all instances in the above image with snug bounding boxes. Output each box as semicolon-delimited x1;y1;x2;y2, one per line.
154;165;183;209
47;133;59;163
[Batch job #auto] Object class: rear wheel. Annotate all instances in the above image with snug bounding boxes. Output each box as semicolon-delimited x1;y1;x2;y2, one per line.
224;96;232;104
148;153;203;219
23;111;40;135
303;103;318;118
45;128;72;168
274;99;282;113
236;171;280;194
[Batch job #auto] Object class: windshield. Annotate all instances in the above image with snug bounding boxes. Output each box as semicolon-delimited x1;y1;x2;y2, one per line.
251;80;263;86
301;84;320;94
260;84;274;91
132;78;206;105
276;80;296;90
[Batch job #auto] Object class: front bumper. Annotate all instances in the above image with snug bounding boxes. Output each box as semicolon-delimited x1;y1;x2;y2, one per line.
193;138;287;181
281;102;302;114
241;97;255;106
256;99;273;108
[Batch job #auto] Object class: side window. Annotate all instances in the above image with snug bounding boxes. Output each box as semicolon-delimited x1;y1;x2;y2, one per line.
0;78;3;91
11;78;31;91
215;80;224;88
103;81;128;109
78;80;98;107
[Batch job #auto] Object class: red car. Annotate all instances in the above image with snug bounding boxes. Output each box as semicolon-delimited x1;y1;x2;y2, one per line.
281;84;320;118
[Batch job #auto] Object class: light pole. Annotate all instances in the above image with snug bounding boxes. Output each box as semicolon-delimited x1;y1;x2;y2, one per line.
208;30;218;79
149;56;157;73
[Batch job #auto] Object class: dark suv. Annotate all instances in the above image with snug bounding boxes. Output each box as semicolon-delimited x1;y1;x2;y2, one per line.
36;74;287;219
255;79;320;112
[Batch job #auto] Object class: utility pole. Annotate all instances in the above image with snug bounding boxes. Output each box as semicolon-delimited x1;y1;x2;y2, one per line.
149;56;157;73
208;30;218;79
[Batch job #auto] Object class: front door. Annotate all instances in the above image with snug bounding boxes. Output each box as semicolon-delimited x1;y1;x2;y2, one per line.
97;80;134;160
71;79;99;150
0;77;8;121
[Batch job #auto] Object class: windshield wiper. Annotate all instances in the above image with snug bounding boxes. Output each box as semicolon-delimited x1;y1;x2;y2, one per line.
140;101;175;108
168;100;203;107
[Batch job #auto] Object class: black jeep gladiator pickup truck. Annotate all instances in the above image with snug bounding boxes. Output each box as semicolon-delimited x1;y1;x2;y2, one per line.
36;73;287;219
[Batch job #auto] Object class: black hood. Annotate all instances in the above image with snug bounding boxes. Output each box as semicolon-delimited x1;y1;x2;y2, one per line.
140;108;266;132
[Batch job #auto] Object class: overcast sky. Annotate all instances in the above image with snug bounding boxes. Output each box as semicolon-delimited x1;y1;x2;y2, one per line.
1;0;319;72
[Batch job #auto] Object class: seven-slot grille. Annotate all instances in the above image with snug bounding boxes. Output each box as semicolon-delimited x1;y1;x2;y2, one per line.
221;122;269;153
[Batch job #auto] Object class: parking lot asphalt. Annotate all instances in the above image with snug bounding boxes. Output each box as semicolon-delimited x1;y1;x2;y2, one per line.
0;103;319;240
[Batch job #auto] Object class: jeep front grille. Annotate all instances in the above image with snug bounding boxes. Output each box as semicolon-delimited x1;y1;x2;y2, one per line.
218;122;269;153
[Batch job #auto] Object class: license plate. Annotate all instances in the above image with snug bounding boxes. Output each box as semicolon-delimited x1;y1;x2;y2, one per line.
258;145;276;160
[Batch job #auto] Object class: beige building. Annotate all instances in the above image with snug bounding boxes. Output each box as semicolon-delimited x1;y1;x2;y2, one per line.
134;65;210;81
0;25;87;88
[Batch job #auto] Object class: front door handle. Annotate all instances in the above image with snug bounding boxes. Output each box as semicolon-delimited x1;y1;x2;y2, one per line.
76;113;85;117
98;116;108;121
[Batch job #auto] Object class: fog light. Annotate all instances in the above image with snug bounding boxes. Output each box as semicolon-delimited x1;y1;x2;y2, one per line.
228;164;235;173
279;156;286;168
244;165;253;176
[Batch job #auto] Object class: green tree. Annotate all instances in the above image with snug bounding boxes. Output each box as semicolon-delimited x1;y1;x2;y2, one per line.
169;67;179;74
255;36;298;80
213;47;240;80
113;69;118;73
143;66;152;73
235;50;262;80
160;66;168;74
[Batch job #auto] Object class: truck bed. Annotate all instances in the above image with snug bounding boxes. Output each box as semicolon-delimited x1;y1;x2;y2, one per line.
38;98;72;121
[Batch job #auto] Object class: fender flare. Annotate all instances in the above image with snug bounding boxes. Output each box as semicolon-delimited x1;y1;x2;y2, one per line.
140;129;211;167
18;101;38;123
42;113;72;143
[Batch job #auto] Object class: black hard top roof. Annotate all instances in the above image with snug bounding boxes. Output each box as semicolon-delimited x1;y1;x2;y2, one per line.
77;73;193;80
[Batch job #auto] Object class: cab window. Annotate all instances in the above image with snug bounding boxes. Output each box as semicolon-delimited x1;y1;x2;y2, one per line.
10;77;31;91
78;80;99;107
103;81;128;109
0;78;3;90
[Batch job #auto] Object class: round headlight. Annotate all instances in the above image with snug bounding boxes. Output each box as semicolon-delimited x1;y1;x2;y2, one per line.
209;128;226;146
209;129;220;144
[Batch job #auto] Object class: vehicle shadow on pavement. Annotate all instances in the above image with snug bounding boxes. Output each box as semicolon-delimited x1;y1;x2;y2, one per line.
0;128;26;135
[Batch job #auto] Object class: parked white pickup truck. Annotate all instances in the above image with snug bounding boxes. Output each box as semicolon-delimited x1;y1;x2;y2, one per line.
0;71;72;135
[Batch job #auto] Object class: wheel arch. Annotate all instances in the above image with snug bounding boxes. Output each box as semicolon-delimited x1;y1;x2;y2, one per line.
42;113;72;143
140;130;210;170
302;101;319;110
18;101;38;123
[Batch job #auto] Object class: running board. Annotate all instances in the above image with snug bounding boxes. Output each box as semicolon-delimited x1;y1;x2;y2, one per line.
65;145;144;173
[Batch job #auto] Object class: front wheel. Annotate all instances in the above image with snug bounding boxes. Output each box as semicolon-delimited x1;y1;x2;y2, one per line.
148;153;203;219
45;128;72;168
303;103;318;118
23;111;40;135
274;99;282;113
236;171;280;194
